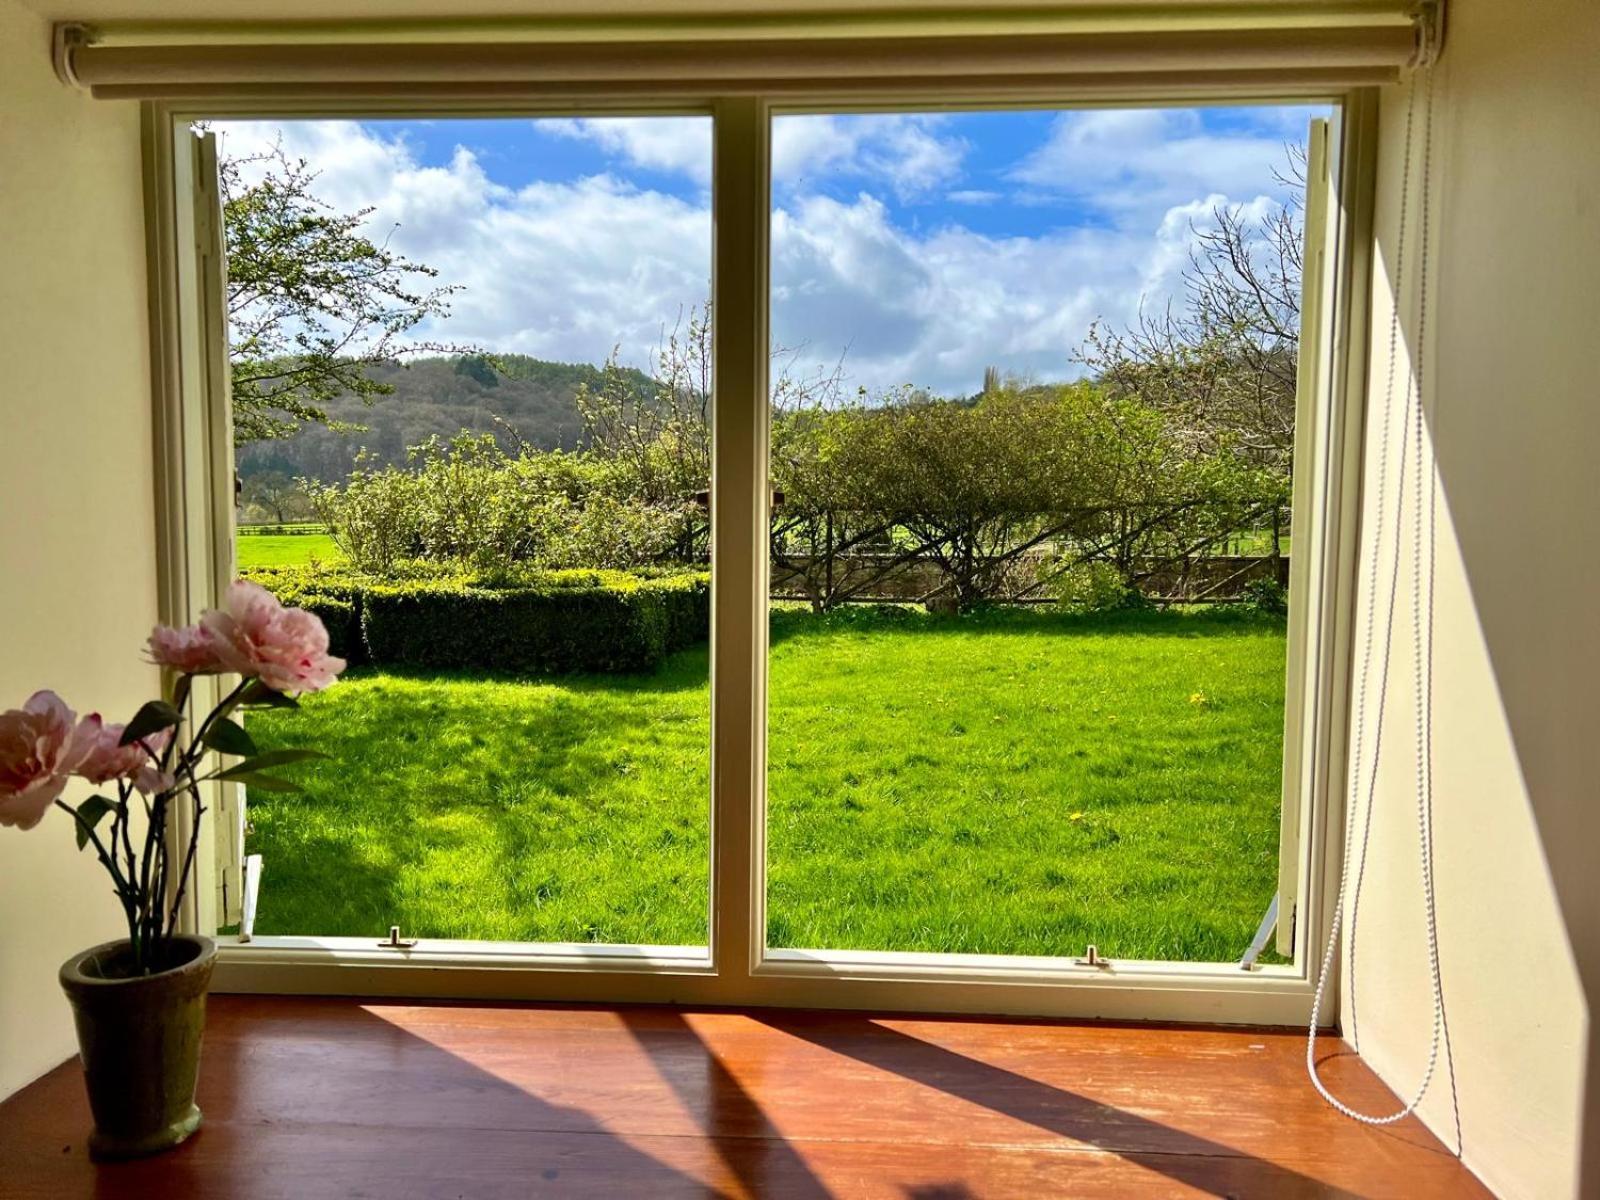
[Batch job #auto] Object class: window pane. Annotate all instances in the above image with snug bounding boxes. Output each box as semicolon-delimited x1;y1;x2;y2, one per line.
765;106;1330;963
213;116;714;947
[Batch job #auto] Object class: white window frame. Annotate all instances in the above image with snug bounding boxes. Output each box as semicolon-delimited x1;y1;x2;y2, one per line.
146;86;1379;1026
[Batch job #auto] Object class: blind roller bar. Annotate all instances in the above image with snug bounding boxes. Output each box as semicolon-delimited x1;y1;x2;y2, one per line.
79;69;1398;111
70;3;1424;47
61;21;1426;99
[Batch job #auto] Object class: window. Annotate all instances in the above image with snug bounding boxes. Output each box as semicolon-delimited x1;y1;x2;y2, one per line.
763;106;1332;970
149;85;1377;1023
202;115;716;955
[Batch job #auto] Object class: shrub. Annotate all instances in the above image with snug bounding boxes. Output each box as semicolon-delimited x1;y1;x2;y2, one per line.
1238;576;1289;616
306;435;693;576
1048;560;1140;614
242;565;709;676
362;572;709;674
304;450;424;575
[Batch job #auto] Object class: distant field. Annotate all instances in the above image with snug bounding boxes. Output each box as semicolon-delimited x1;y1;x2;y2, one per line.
237;526;344;568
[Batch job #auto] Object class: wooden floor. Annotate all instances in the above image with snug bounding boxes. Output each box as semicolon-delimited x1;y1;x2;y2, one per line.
0;996;1487;1199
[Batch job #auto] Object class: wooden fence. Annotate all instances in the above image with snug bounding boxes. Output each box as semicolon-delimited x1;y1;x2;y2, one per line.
770;552;1288;606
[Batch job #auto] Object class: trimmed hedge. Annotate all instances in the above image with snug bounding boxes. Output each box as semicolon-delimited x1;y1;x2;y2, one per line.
242;565;709;675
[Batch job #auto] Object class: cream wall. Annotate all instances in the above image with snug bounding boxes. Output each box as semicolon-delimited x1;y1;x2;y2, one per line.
0;0;157;1099
1342;1;1600;1196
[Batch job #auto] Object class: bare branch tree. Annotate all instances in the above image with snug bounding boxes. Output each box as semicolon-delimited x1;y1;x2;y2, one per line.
1079;142;1308;475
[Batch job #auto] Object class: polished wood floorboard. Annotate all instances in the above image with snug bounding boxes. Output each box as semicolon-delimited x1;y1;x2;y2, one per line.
0;996;1488;1198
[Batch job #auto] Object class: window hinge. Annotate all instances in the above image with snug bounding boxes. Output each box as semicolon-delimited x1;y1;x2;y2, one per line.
377;925;418;951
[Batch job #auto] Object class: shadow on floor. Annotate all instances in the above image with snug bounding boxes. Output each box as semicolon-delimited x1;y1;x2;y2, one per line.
0;999;732;1199
619;1008;833;1199
763;1014;1364;1199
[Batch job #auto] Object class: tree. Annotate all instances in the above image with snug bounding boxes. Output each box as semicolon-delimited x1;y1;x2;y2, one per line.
240;470;311;524
305;434;686;576
454;354;501;388
1080;144;1307;474
769;402;897;612
828;385;1156;611
220;138;468;445
575;304;712;508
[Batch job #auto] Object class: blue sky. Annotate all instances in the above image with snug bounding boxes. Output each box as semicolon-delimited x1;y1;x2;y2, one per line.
216;105;1327;398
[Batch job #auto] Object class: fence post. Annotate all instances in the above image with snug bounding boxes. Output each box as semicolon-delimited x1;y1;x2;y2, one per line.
824;509;834;608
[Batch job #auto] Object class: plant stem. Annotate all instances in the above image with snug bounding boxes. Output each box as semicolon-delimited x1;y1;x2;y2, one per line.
165;781;205;934
54;799;140;954
117;779;137;902
144;676;251;963
111;791;142;965
137;789;164;961
188;678;252;755
63;674;258;971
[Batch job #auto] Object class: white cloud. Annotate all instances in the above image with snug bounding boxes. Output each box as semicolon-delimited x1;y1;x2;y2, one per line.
771;192;1191;396
215;120;711;373
765;106;1314;395
1009;108;1308;221
214;111;1305;403
543;113;966;201
838;116;967;201
544;116;712;185
1136;192;1280;305
774;114;967;200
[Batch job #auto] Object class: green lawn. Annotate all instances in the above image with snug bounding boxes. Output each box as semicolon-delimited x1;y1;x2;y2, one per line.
237;529;344;569
247;607;1287;962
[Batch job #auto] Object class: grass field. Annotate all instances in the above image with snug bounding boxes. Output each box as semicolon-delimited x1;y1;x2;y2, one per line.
247;607;1287;962
236;529;343;568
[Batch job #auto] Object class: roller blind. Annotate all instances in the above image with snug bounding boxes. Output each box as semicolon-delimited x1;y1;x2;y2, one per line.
57;3;1432;102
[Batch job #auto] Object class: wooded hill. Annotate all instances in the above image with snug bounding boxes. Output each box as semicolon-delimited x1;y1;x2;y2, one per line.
236;355;652;484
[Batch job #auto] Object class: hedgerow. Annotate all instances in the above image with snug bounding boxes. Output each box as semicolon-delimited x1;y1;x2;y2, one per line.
242;565;709;675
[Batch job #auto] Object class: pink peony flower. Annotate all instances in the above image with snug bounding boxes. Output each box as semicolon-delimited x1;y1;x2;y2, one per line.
148;623;226;675
0;691;97;830
75;717;175;796
200;580;346;695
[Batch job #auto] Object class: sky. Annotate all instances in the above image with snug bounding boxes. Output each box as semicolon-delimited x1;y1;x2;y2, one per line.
214;105;1328;399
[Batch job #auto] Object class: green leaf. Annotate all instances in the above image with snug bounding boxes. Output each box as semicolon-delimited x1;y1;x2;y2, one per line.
223;773;301;794
202;717;257;758
214;748;327;781
121;700;183;746
72;795;116;850
239;680;299;709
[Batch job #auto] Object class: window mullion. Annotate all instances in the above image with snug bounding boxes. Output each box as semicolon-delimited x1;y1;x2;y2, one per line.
708;97;771;990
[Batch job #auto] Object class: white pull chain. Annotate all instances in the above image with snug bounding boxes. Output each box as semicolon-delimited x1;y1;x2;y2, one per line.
1306;69;1455;1128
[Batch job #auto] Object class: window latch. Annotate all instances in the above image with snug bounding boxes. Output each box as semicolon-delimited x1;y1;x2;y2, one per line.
1075;944;1112;969
377;924;418;951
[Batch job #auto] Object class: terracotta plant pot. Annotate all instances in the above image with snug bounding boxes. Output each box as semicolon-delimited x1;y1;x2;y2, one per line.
58;934;217;1161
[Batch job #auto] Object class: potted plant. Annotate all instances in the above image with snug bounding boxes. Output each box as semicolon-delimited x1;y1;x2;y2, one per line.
0;580;344;1160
